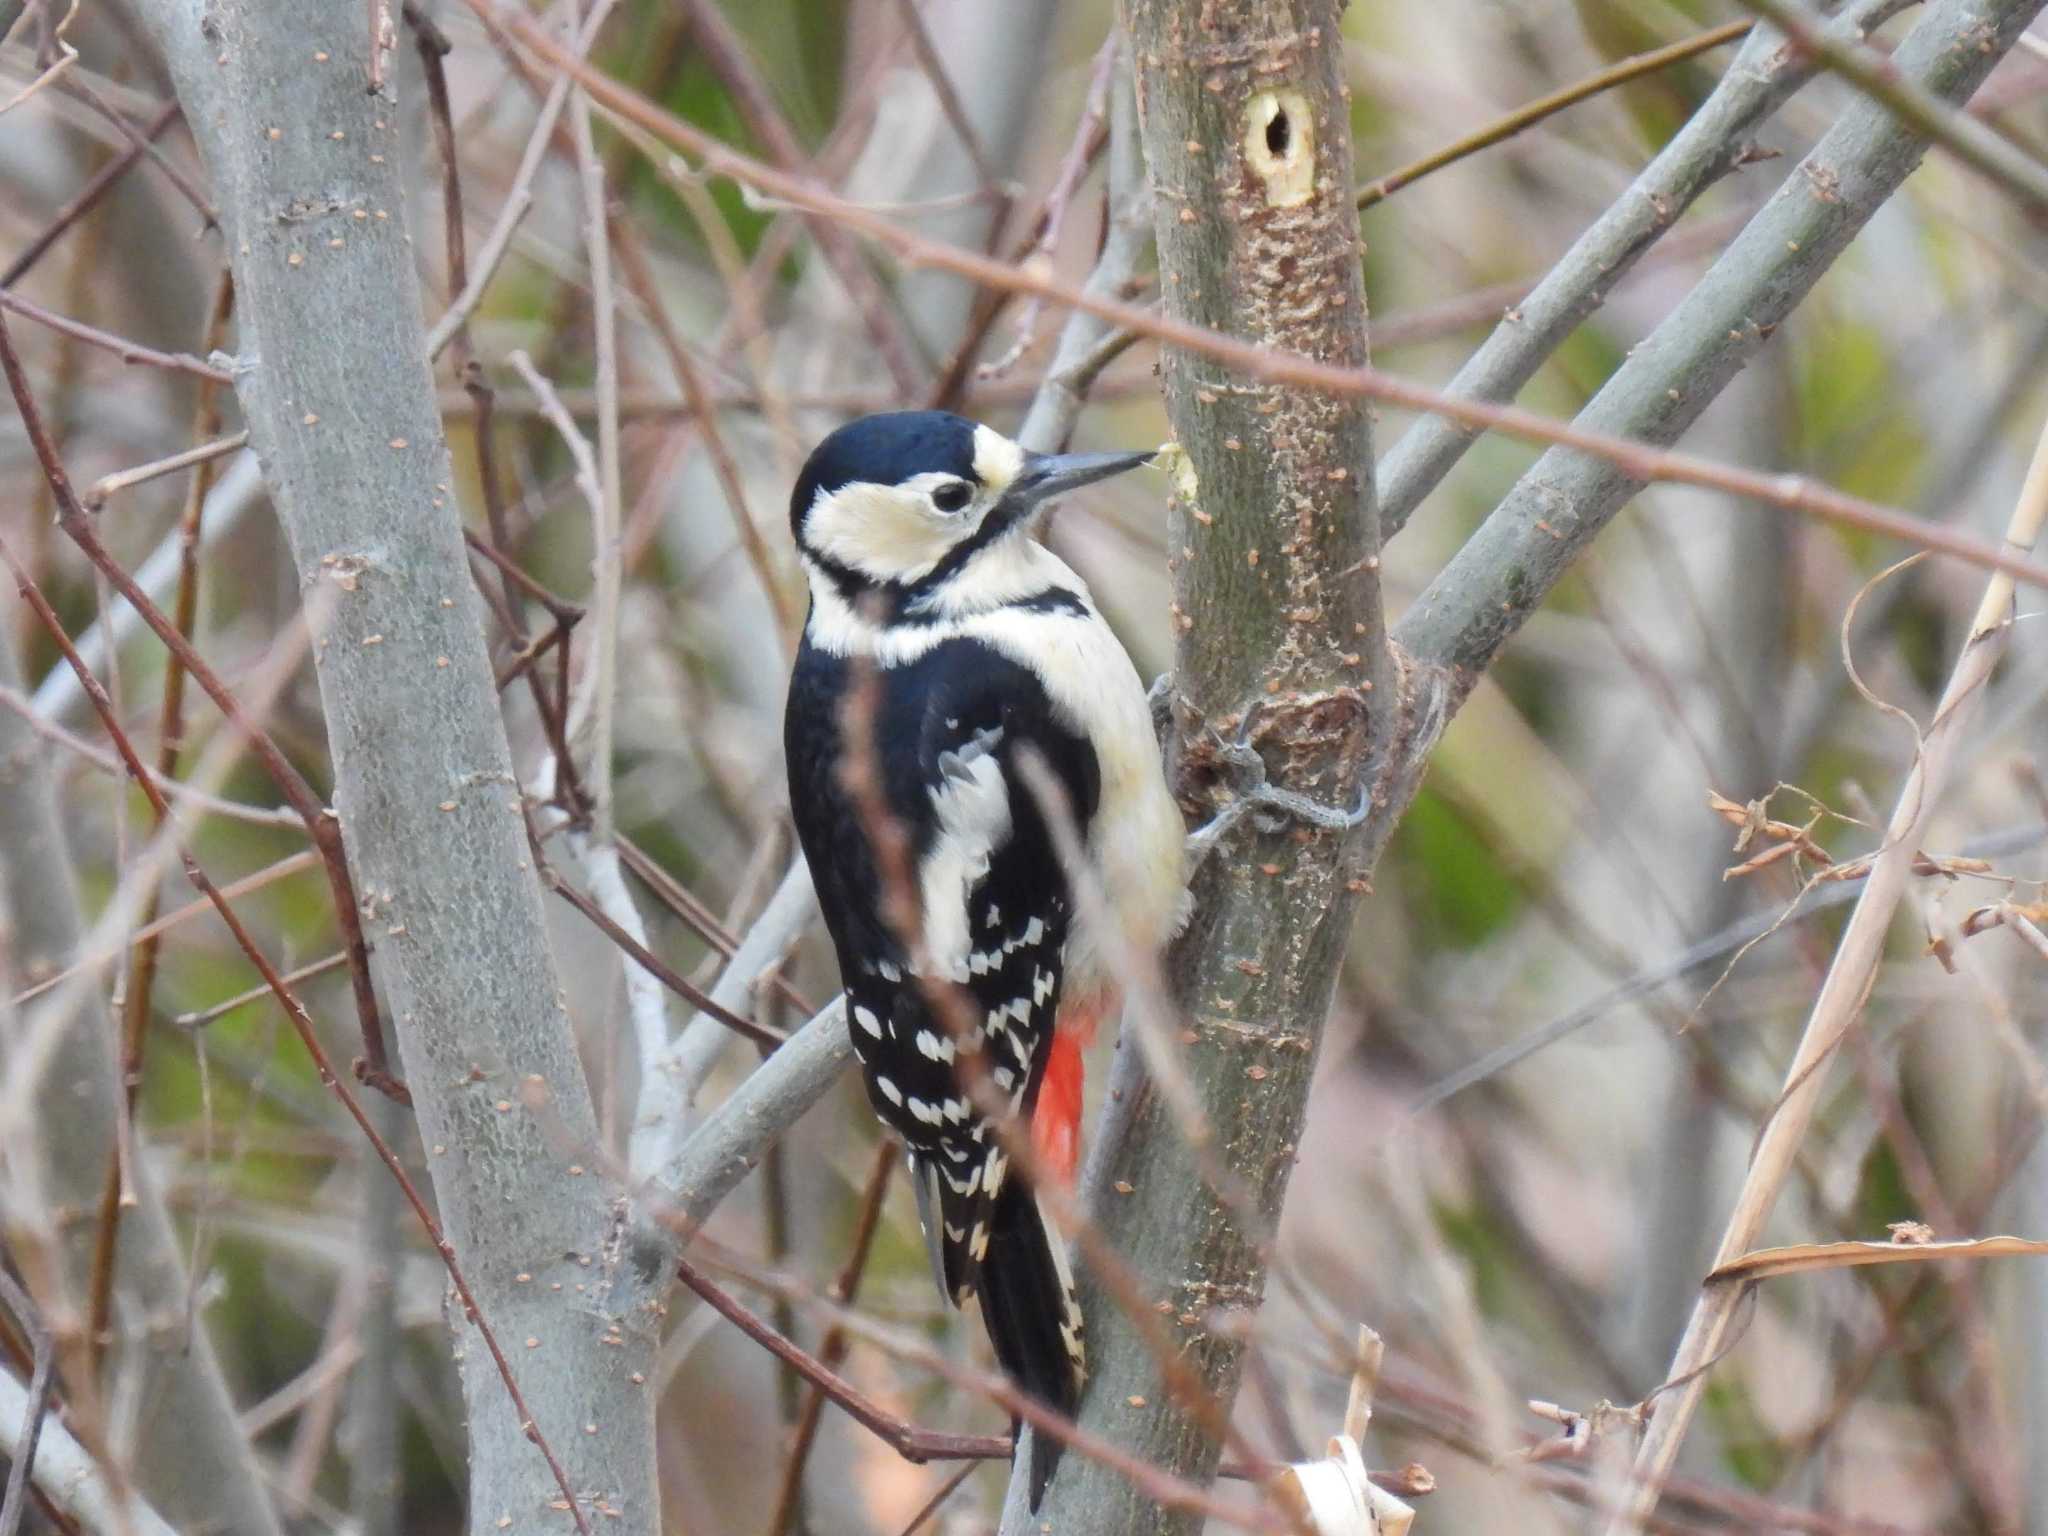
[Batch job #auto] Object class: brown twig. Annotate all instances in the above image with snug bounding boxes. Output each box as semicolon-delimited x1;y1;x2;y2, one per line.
460;528;585;628
467;0;2048;593
0;98;181;288
614;836;813;1016
526;822;787;1051
0;307;404;1101
0;288;231;381
84;264;235;1373
765;1138;896;1536
673;0;924;394
1356;20;1753;208
674;1252;1009;1465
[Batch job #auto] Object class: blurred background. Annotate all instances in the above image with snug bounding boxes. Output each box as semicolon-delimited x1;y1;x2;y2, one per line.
3;0;2047;1530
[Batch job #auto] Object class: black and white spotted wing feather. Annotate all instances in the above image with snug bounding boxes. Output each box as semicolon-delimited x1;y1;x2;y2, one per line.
785;633;1097;1504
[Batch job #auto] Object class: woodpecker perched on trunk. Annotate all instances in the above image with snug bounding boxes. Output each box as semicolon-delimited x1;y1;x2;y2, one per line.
782;411;1187;1507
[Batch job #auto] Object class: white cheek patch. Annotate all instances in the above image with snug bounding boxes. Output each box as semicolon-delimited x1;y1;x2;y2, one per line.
972;424;1025;495
806;481;961;584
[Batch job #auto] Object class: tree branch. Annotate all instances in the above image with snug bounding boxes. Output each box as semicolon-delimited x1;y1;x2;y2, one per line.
136;3;661;1529
0;601;283;1536
1613;391;2048;1526
1392;0;2045;701
0;1364;178;1536
1372;0;1914;536
640;997;850;1246
1000;4;1394;1527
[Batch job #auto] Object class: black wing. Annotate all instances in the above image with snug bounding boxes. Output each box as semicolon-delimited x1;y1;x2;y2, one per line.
784;630;1099;1506
784;634;1098;1285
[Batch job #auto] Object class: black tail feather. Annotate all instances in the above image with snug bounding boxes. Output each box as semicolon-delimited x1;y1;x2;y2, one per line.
973;1178;1082;1511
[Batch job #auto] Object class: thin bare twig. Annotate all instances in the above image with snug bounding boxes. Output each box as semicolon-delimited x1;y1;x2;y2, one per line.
86;264;235;1371
82;432;248;508
0;308;403;1101
0;536;597;1536
0;683;300;829
1614;404;2048;1526
0;1269;53;1536
528;824;786;1052
1356;20;1752;207
0;97;181;287
463;0;2048;594
0;287;231;381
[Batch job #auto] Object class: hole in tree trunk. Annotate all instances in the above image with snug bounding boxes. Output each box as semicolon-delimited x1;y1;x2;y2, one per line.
1265;109;1290;158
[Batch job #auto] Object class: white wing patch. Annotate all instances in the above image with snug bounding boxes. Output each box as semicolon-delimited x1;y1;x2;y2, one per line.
917;726;1011;981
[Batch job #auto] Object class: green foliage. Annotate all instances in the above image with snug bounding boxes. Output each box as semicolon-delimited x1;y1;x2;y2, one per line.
1431;1197;1513;1316
1388;784;1523;949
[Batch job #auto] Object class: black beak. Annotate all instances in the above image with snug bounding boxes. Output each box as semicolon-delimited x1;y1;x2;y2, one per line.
1011;448;1155;506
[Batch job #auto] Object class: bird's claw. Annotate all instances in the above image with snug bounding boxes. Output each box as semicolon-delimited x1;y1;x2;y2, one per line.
1183;734;1371;866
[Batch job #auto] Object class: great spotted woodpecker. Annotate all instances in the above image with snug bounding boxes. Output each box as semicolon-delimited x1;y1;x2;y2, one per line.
782;411;1187;1506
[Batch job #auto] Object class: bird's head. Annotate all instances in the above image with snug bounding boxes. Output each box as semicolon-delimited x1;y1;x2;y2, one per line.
789;411;1151;607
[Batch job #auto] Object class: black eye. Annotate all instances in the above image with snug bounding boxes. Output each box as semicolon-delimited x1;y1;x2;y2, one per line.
931;481;973;513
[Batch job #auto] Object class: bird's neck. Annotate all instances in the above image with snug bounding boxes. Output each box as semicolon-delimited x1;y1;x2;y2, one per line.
799;539;1089;660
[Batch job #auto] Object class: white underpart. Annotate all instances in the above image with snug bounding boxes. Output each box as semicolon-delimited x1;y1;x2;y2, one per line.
802;532;1188;992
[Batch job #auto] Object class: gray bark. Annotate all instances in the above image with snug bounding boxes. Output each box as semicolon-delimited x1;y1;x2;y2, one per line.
137;5;659;1531
1393;0;2047;698
0;1366;180;1536
1004;0;2041;1525
1003;4;1402;1528
0;599;283;1536
1372;0;1914;538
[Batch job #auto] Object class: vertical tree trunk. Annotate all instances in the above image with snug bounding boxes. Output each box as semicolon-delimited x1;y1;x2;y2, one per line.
1003;4;1399;1527
139;5;660;1531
